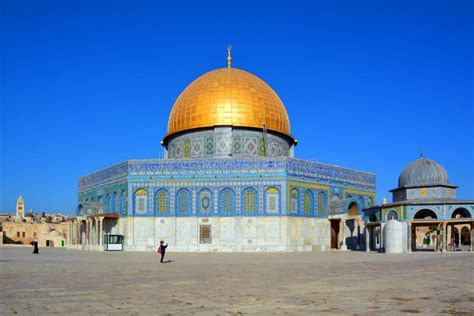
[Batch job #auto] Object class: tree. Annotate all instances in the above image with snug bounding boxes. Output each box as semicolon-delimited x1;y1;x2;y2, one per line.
45;216;52;223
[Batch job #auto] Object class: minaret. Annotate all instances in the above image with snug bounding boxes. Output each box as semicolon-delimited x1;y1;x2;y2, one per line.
15;195;25;222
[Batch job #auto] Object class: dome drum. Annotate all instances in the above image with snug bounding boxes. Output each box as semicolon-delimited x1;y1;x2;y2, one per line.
164;126;294;159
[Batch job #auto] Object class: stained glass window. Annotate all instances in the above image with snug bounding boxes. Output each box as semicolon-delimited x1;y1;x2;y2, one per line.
265;188;279;214
318;192;325;216
243;189;256;213
177;189;190;214
304;191;312;215
135;189;147;214
221;189;233;214
290;189;298;214
121;191;127;215
157;191;168;214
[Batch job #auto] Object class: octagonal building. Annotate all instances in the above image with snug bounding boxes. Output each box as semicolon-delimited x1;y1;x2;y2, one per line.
69;50;376;251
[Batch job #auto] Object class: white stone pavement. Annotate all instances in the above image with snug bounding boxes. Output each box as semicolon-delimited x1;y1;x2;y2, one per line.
0;246;472;315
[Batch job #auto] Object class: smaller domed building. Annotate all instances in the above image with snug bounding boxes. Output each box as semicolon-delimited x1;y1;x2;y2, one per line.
363;154;473;252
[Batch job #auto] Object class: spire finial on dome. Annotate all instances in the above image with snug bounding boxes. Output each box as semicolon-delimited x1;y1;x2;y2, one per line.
420;148;424;159
227;45;232;68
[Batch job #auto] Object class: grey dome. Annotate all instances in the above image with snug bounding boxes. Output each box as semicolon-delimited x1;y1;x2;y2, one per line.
398;157;449;188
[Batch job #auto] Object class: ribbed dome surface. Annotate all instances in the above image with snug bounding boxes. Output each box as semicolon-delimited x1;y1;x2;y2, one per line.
398;157;449;188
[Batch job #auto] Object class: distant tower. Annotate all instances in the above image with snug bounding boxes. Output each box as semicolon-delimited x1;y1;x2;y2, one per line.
15;195;25;222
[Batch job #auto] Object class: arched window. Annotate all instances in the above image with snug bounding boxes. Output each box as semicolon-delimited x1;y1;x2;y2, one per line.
105;194;111;213
199;189;212;214
317;192;326;217
156;190;168;215
134;189;148;214
386;210;398;220
265;188;280;214
113;192;118;212
221;189;234;215
303;191;312;216
121;191;127;215
176;189;191;214
348;202;359;216
367;197;373;207
243;189;256;213
290;189;298;214
97;197;104;214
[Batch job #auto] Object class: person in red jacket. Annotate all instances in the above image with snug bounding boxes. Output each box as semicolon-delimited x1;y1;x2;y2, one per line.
159;240;168;263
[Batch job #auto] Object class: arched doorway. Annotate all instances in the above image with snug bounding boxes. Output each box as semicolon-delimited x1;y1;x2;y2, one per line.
414;209;437;219
346;202;361;250
413;209;438;251
451;208;471;219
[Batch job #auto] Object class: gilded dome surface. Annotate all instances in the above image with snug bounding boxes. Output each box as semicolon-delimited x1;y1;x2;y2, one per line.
398;157;449;188
166;67;292;139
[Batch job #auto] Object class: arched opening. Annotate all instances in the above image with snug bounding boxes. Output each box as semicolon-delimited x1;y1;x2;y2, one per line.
414;209;437;220
348;202;359;217
451;208;471;219
386;210;399;221
461;226;471;245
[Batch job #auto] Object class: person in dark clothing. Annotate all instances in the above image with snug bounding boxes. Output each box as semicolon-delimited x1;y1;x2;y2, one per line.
159;240;168;263
32;240;39;254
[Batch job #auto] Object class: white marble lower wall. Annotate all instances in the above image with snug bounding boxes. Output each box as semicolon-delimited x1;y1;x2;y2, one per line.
121;217;331;252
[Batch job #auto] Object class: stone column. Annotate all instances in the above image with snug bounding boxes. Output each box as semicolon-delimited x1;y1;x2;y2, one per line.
340;219;347;251
365;226;370;252
379;223;384;253
99;217;104;247
407;222;412;253
442;222;448;253
470;223;473;252
86;218;91;246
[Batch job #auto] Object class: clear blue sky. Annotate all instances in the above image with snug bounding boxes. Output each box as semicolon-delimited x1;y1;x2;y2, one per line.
1;0;472;214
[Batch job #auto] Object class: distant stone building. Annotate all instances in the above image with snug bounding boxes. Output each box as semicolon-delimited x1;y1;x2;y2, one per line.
1;196;69;247
2;222;68;247
364;154;473;252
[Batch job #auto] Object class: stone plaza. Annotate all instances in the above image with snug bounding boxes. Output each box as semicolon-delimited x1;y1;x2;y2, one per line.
0;246;472;315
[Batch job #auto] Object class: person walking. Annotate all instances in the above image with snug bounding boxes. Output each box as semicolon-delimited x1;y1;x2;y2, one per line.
32;239;39;254
158;240;168;263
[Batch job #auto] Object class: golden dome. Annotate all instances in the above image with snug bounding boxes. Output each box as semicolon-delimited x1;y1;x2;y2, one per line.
165;67;292;141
